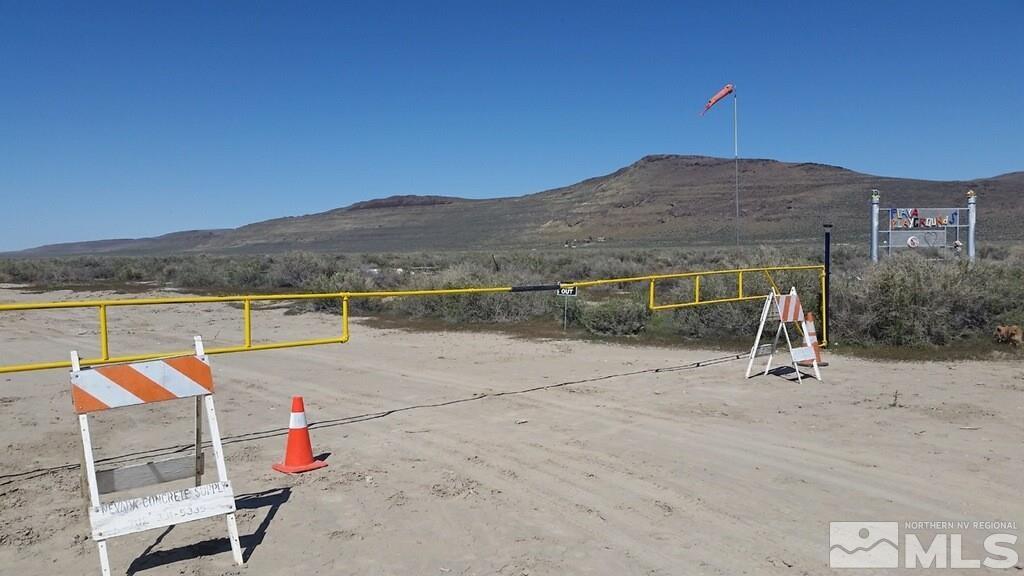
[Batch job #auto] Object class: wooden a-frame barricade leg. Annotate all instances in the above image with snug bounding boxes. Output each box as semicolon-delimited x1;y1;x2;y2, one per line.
72;336;242;575
745;291;774;379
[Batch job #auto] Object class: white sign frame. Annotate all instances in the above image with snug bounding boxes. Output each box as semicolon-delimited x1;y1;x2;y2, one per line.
73;336;243;575
745;287;822;383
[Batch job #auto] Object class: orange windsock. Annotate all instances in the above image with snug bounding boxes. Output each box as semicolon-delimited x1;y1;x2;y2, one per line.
701;83;734;116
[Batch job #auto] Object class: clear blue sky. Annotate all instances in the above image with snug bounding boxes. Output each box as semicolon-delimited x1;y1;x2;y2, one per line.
1;1;1021;251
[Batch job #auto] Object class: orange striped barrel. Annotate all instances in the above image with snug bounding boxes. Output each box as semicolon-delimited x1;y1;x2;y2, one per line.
803;312;824;363
71;355;213;414
804;313;819;344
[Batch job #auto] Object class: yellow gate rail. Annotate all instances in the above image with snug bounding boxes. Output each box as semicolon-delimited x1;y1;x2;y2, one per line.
0;294;352;374
565;264;825;344
0;264;825;374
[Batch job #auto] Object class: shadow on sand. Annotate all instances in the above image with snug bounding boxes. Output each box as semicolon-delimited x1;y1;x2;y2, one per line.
125;486;291;574
763;365;816;382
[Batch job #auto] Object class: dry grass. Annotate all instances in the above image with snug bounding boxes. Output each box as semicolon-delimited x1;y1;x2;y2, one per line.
2;246;1022;348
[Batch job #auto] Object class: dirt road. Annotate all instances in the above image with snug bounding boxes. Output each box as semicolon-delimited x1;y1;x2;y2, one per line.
1;287;1021;574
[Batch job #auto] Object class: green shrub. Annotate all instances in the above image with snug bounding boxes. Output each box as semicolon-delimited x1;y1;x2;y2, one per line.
579;299;650;336
831;252;1024;346
390;261;555;323
2;246;1022;348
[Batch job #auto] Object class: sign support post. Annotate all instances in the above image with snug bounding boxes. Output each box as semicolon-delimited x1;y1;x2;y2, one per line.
967;189;977;262
557;286;577;330
870;190;880;263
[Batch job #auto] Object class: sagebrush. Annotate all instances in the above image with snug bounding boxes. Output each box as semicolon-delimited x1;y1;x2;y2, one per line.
2;246;1022;347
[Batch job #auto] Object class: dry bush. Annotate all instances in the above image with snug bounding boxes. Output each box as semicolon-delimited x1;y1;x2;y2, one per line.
3;246;1021;347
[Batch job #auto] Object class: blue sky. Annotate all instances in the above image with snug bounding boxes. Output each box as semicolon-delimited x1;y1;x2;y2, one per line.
1;1;1021;251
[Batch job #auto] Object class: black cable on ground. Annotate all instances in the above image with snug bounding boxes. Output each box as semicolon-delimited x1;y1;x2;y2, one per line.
0;352;747;491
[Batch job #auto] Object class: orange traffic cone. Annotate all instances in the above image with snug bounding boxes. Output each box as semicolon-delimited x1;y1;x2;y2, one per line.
272;396;328;474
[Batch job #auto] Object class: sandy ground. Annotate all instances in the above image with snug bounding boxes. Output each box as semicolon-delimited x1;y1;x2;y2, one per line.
0;286;1021;575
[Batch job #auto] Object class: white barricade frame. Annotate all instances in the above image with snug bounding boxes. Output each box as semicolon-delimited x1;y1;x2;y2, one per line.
71;336;242;575
745;287;822;383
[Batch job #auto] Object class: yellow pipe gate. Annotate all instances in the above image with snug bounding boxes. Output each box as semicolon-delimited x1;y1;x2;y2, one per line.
0;264;826;375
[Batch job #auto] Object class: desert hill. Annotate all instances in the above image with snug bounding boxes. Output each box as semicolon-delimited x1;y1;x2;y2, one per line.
15;155;1022;255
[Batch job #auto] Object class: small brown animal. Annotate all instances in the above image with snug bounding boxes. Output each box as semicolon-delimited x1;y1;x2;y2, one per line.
993;324;1023;346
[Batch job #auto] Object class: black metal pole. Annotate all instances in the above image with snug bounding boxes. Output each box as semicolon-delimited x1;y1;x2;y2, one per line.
823;224;832;346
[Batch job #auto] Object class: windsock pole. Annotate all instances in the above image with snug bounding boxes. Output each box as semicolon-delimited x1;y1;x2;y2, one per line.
733;88;740;247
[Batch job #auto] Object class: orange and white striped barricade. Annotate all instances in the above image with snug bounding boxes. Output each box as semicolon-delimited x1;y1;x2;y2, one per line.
745;287;822;383
71;336;242;575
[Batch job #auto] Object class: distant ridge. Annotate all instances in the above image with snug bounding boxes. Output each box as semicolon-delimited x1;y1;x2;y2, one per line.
10;155;1023;256
347;195;467;211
